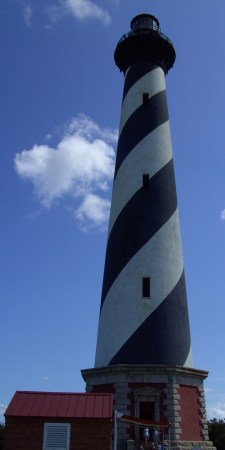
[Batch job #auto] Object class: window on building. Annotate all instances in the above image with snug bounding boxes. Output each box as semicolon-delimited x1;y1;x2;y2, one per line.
142;277;150;298
143;92;149;104
139;401;155;420
143;173;149;189
43;423;71;450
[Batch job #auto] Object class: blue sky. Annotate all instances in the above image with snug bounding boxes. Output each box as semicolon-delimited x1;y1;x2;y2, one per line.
1;0;225;422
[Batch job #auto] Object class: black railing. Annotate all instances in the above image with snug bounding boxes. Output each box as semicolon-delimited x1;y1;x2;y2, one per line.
117;29;174;48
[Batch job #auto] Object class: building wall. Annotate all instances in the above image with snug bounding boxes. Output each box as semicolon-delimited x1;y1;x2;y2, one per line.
179;385;202;441
3;417;112;450
91;379;168;443
4;417;43;450
82;365;211;446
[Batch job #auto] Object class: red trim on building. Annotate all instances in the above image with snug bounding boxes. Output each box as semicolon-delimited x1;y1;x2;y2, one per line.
119;415;168;428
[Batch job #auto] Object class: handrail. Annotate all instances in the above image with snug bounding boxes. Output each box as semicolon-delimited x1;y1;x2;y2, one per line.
117;29;174;48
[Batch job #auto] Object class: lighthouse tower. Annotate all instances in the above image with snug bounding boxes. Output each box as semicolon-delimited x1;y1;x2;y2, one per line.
95;13;192;370
82;14;214;450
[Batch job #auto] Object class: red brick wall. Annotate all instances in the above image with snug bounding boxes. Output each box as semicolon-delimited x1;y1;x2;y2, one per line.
179;385;202;441
3;417;112;450
4;417;43;450
70;419;112;450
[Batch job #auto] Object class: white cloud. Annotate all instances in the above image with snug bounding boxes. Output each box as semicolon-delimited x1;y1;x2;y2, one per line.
207;402;225;419
205;385;225;419
14;114;117;230
46;0;111;26
221;209;225;220
42;375;51;381
23;3;32;27
75;193;111;231
0;403;7;419
108;0;120;6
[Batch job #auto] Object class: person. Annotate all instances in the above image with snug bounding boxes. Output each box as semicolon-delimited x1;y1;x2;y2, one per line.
143;428;150;443
152;428;159;444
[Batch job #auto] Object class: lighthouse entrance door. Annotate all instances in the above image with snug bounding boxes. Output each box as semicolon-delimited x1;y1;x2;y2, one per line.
133;387;161;442
139;401;155;441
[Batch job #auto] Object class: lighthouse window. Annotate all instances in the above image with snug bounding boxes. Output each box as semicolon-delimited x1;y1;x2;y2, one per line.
143;174;149;189
142;277;150;298
139;401;155;420
143;92;149;104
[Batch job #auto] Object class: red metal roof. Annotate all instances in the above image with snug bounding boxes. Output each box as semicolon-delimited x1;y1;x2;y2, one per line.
5;391;113;419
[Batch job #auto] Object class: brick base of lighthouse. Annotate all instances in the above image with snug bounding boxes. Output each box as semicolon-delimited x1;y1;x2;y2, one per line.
82;365;216;450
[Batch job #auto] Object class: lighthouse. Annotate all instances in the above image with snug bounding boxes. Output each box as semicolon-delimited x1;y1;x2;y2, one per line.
95;13;192;369
82;14;214;450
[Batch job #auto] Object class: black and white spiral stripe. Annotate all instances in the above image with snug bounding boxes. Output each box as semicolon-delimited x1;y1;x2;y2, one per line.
95;62;192;368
